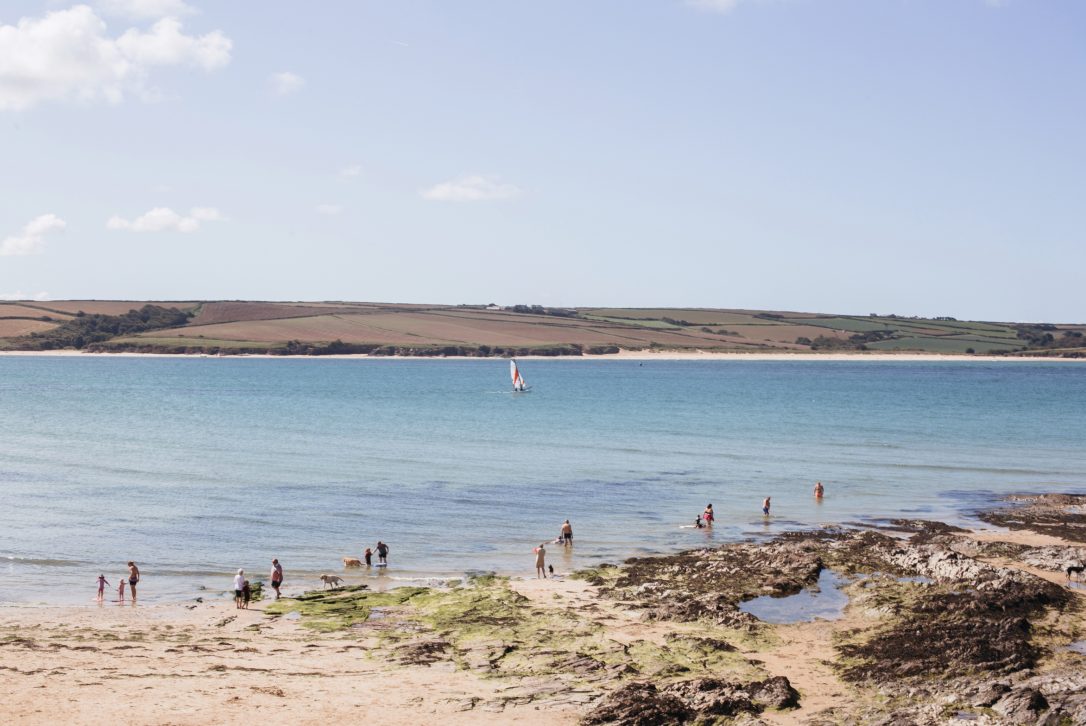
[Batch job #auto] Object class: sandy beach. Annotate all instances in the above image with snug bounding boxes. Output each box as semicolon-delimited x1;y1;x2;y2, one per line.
0;577;860;725
4;495;1085;725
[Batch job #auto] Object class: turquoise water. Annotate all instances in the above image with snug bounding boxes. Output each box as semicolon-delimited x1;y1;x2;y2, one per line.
2;356;1084;604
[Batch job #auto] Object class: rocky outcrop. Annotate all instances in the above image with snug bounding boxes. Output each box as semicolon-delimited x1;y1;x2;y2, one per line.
581;683;693;725
581;676;799;725
979;493;1086;543
877;542;1032;589
601;538;826;627
1017;545;1086;574
839;576;1069;684
991;688;1048;724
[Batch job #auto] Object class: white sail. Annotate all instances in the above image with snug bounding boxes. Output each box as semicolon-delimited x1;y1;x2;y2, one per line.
510;359;526;391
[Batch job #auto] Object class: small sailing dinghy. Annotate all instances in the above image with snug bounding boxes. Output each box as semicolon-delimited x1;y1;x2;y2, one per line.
510;359;530;392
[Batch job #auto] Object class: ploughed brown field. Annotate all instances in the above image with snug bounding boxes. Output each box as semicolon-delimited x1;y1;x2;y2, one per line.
1;300;1083;356
0;318;60;337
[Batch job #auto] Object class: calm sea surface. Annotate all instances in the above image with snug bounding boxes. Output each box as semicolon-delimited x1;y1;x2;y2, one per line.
2;356;1084;605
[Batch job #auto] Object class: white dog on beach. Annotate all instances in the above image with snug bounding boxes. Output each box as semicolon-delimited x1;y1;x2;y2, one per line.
320;574;344;588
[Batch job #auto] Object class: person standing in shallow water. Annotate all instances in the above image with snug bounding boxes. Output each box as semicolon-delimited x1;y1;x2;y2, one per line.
127;561;140;600
534;543;547;578
702;504;715;526
762;497;771;516
376;541;389;565
814;481;824;498
561;519;573;546
270;559;283;600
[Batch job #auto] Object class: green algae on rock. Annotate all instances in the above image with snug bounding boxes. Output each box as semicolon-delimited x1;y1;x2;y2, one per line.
264;585;429;632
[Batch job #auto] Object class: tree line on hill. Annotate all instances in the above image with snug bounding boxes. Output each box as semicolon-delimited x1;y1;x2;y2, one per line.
15;305;192;350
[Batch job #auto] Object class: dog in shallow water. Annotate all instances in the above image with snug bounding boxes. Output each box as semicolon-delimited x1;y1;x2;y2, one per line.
342;557;362;568
1068;564;1085;582
320;574;344;588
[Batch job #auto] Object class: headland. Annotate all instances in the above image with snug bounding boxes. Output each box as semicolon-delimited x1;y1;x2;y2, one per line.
2;300;1083;358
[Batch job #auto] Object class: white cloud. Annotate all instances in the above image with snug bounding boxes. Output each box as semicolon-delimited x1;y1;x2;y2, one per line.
96;0;195;20
0;6;232;111
315;204;342;215
0;291;51;301
686;0;743;13
107;206;223;232
339;164;362;179
116;17;229;71
269;71;304;96
420;175;522;202
1;214;66;256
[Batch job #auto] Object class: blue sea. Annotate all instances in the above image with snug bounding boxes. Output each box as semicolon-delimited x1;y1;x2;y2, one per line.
2;356;1084;605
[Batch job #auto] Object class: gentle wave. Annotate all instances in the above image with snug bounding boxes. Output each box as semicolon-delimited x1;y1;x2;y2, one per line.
2;556;85;567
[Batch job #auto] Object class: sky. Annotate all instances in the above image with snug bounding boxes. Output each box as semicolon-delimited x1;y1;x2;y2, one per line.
1;1;1083;322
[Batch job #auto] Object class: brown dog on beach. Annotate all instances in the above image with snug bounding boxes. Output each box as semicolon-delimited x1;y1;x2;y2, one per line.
342;557;362;568
320;574;344;588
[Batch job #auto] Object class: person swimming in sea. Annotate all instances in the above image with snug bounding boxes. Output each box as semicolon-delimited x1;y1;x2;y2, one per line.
694;516;705;529
762;497;771;516
814;481;824;498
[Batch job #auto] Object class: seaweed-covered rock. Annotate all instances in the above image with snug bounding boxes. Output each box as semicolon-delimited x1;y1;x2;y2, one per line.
602;539;825;625
839;578;1070;686
582;676;799;724
661;679;756;717
394;638;450;666
581;683;693;725
978;494;1086;543
745;675;800;709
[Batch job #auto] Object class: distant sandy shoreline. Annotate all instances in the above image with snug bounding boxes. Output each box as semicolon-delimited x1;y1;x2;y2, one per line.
1;349;1081;362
